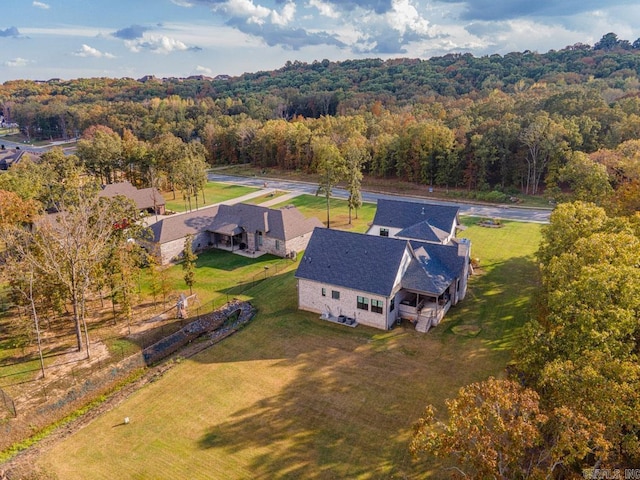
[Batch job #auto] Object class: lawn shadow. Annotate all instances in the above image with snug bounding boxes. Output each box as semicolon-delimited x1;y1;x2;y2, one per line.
186;269;515;478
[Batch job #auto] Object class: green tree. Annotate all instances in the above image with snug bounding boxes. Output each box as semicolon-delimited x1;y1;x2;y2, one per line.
182;234;197;295
557;151;612;204
312;137;346;228
76;125;123;184
174;142;208;211
343;139;366;224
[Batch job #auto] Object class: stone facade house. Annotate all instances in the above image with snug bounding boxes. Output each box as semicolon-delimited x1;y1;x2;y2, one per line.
99;181;166;215
149;203;323;264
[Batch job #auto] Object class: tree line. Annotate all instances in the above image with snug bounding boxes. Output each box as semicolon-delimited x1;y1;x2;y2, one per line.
2;33;640;196
409;179;640;475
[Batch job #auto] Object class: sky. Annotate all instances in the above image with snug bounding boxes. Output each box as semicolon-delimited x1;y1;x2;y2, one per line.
1;0;639;83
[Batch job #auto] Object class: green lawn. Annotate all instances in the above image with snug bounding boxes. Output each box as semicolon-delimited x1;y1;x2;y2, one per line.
162;182;259;213
271;194;378;233
38;220;542;479
241;190;290;205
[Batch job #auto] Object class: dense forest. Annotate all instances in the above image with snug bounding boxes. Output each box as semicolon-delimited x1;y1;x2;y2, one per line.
0;32;639;209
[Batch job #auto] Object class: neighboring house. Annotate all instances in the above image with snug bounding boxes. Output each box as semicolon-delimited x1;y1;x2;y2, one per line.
367;198;460;244
0;148;39;170
296;200;471;333
99;181;166;215
149;203;323;264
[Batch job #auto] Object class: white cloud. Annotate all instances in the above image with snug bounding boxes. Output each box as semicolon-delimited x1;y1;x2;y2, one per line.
125;35;190;54
213;0;296;26
171;0;193;6
308;0;340;19
5;57;30;67
73;44;116;58
386;0;432;36
217;0;271;25
195;65;213;75
271;2;296;26
32;1;50;9
22;26;113;37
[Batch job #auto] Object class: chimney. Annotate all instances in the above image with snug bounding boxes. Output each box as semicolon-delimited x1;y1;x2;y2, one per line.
263;211;269;232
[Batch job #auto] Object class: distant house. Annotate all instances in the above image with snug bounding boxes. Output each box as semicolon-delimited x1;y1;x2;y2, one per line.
149;203;323;264
99;181;165;215
296;200;471;332
0;148;39;170
367;198;460;244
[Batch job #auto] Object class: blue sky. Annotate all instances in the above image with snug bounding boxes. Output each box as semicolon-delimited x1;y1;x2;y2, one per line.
2;0;639;82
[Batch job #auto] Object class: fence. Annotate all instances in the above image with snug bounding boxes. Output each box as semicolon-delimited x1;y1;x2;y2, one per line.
0;255;295;451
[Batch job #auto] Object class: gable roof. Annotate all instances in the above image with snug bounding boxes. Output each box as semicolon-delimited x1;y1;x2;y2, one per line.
396;220;451;243
99;181;165;210
150;203;322;245
150;205;220;244
295;228;410;297
402;240;468;295
372;199;459;238
208;203;323;240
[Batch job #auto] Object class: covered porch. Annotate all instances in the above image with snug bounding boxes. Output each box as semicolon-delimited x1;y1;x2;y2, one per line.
397;290;451;333
208;221;247;252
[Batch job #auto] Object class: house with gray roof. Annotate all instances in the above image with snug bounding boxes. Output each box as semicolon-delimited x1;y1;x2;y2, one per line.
99;181;165;215
367;199;460;244
295;227;470;332
149;202;323;264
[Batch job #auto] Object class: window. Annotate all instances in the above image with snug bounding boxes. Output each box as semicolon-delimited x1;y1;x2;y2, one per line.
380;228;389;237
390;297;395;312
321;288;326;297
257;232;263;246
275;239;280;250
357;296;369;310
371;299;383;314
331;290;340;300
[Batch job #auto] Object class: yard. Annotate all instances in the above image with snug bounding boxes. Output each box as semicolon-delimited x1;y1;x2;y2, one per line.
162;182;259;213
34;217;542;479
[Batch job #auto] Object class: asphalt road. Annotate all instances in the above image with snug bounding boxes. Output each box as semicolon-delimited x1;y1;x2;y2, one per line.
209;173;552;223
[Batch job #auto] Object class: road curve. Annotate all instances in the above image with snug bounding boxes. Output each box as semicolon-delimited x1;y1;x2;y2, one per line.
209;173;552;223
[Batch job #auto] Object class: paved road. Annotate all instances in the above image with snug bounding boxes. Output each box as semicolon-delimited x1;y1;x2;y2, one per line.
209;173;552;223
0;137;76;152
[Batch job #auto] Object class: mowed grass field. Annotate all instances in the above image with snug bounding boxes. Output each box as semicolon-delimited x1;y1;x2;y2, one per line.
37;211;542;479
162;182;259;213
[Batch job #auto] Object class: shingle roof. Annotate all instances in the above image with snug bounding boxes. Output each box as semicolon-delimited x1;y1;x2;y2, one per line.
372;199;459;239
99;181;165;210
150;205;220;244
151;203;322;245
295;228;410;296
402;240;468;295
208;203;323;240
396;220;450;243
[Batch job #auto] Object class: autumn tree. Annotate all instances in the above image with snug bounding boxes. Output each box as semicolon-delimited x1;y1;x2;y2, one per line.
0;190;40;227
174;142;208;211
343;139;366;224
6;188;143;357
312;136;346;228
557;151;612;204
411;377;607;478
76;125;123;184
